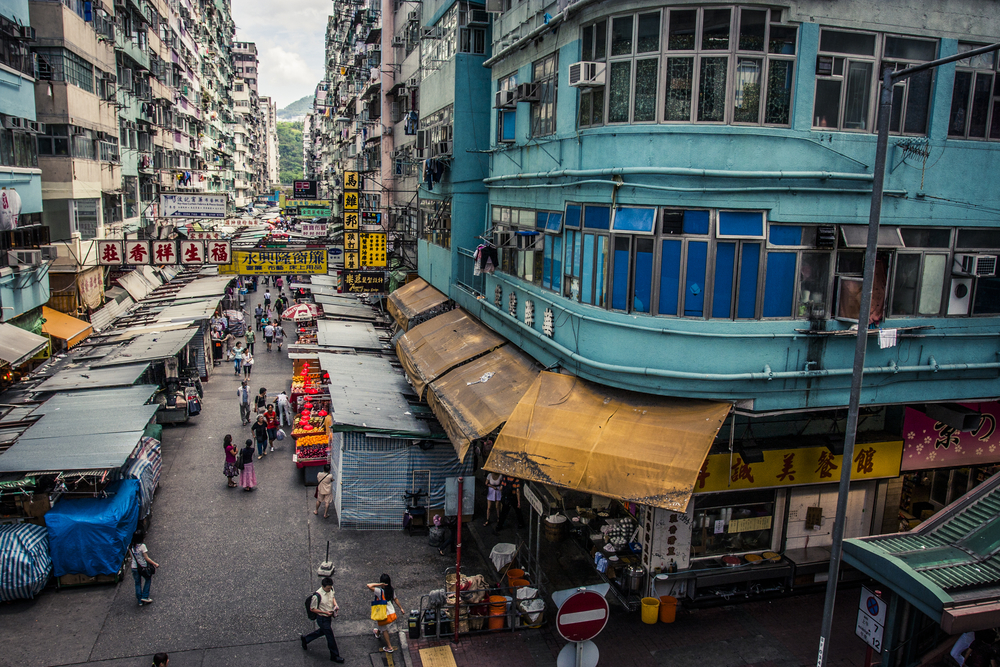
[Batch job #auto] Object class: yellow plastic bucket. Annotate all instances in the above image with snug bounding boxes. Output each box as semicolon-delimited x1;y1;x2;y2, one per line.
640;597;659;624
659;595;677;623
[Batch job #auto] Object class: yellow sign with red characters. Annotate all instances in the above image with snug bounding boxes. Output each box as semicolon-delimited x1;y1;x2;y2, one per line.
694;440;903;494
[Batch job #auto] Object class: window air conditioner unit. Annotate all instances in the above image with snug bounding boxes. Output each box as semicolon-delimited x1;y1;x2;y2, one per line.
40;246;59;260
72;125;86;135
19;26;35;41
469;10;490;25
948;277;973;315
495;89;516;109
407;10;419;23
391;35;406;47
954;254;997;277
485;0;503;13
102;71;117;83
8;250;41;266
568;61;606;87
437;141;452;155
516;82;539;102
408;76;420;88
3;116;23;129
421;26;444;40
26;121;42;134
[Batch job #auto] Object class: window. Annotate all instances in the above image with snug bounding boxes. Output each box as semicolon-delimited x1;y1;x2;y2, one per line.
72;199;100;240
814;30;936;134
459;27;486;55
35;48;96;93
531;53;558;136
692;490;776;558
497;72;518;143
949;43;1000;140
37;124;70;157
578;20;607;127
0;127;38;168
420;198;451;249
0;15;33;76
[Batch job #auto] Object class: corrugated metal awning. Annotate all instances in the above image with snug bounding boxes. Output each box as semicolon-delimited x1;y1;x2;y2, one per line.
41;307;93;349
0;323;48;368
317;320;383;350
90;327;199;367
32;362;150;393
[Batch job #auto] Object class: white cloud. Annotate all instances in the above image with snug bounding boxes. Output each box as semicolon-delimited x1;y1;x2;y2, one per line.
231;0;329;108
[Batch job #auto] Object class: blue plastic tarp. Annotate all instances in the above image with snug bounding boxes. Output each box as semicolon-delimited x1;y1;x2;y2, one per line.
0;523;51;601
45;479;140;577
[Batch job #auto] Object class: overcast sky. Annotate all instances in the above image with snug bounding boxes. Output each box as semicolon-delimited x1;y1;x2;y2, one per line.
231;0;329;110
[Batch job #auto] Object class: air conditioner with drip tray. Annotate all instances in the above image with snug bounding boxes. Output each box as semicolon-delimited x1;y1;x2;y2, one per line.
568;61;606;87
953;254;997;277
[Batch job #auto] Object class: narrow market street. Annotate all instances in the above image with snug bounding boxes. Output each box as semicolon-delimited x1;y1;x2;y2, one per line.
0;287;463;667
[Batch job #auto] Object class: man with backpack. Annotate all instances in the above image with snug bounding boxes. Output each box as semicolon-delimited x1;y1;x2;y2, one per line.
301;577;344;663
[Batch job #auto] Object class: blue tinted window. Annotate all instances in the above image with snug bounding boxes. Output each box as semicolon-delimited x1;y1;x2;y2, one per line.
713;242;736;318
582;234;595;303
543;235;552;289
658;239;681;315
584;206;611;230
613;207;655;232
633;238;653;313
565;204;581;228
552;236;562;292
573;231;582;277
612;238;629;310
685;241;708;316
737;243;760;318
718;211;764;237
596;236;608;307
545;212;563;233
763;252;797;317
682;210;710;235
537;211;549;229
769;225;802;246
501;110;516;141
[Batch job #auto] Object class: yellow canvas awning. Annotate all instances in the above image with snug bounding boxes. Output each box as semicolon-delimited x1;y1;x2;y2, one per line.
42;306;93;349
387;278;449;331
484;372;732;512
427;346;540;461
396;309;505;399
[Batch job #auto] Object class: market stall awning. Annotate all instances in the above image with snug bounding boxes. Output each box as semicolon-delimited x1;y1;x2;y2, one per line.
90;327;199;367
396;309;505;399
484;372;732;512
41;307;93;349
32;363;151;393
317;320;383;350
844;471;1000;634
0;323;48;368
427;346;540;461
387;278;449;331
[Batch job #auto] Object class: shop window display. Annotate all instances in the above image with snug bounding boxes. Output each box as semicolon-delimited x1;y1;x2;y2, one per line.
691;490;775;557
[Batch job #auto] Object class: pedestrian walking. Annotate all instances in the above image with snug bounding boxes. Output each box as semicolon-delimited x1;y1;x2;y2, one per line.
239;439;257;491
223;434;239;488
264;404;279;452
263;321;275;351
264;290;271;309
494;475;525;533
255;305;264;331
484;472;503;526
275;276;283;292
252;415;269;458
254;387;268;415
301;577;344;663
368;574;403;653
242;349;254;378
245;328;255;354
276;390;294;427
230;342;243;376
314;464;333;517
274;323;286;351
130;528;159;606
152;653;169;667
236;380;251;425
224;330;236;352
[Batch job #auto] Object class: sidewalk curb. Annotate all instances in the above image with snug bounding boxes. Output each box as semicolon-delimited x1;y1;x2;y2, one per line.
398;631;413;667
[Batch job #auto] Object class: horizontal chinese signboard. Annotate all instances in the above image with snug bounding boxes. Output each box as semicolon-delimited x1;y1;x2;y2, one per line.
188;231;225;240
99;240;231;265
293;180;318;199
695;441;903;494
284;199;330;208
218;249;328;275
342;270;387;293
901;404;1000;471
300;223;328;237
299;207;331;217
160;194;227;218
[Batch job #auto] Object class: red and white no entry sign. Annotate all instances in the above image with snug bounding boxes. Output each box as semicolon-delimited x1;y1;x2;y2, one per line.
556;590;610;643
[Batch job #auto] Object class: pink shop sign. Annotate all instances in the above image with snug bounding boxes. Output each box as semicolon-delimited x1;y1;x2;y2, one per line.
902;403;1000;471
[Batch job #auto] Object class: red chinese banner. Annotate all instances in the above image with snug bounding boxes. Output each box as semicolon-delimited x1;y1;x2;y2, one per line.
206;241;231;264
179;241;204;265
151;241;176;265
901;404;1000;471
97;240;123;265
125;241;149;265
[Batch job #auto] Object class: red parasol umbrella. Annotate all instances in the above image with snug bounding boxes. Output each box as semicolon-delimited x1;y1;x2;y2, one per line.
281;303;320;322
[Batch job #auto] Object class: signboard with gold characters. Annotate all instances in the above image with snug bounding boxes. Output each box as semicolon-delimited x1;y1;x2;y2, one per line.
359;232;387;267
694;440;903;494
218;249;328;275
342;171;360;269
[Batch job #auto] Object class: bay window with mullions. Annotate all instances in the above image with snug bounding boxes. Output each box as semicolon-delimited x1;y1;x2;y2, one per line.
813;30;937;134
949;43;1000;140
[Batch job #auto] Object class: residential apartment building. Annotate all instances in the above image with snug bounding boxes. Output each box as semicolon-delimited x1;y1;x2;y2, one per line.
261;94;278;187
232;40;258;93
364;0;1000;642
0;0;51;346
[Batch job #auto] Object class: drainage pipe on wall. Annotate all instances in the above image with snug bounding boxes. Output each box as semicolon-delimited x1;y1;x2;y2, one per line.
483;166;876;184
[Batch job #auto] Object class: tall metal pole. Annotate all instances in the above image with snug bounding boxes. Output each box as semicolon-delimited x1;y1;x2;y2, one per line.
816;42;1000;667
453;476;463;644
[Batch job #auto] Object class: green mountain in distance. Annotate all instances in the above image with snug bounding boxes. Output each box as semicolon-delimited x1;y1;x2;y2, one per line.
277;95;313;120
277;121;303;185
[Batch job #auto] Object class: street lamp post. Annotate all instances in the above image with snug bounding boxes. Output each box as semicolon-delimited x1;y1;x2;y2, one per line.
816;41;1000;667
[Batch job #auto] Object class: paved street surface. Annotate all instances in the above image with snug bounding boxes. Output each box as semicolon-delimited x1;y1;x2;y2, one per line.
0;285;871;667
